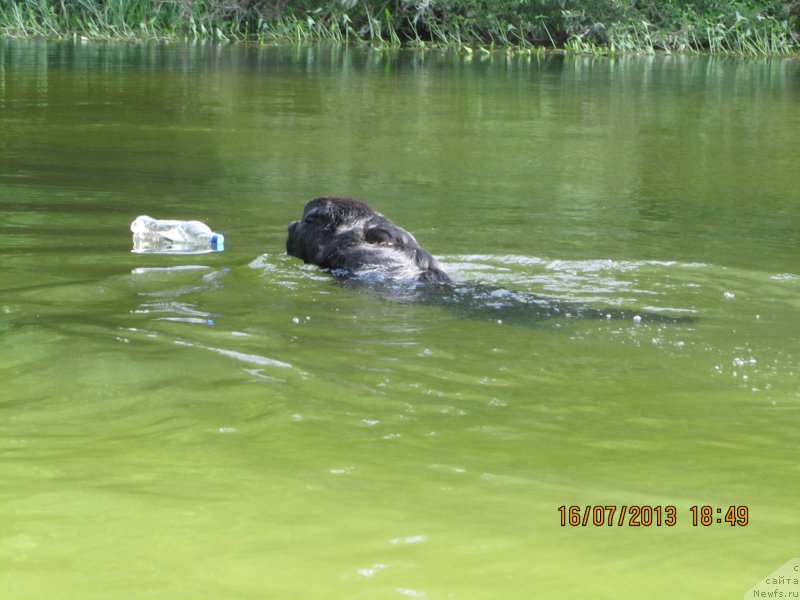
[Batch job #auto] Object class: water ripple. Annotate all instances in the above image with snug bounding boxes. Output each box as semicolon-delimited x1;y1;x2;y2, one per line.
173;339;292;369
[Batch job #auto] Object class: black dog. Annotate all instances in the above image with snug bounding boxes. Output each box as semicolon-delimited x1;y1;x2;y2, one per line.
286;196;451;284
286;196;695;325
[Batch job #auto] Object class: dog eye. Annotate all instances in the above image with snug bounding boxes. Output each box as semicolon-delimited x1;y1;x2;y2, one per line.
303;212;320;224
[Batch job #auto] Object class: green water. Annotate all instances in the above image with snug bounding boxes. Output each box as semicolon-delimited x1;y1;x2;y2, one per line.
1;40;799;599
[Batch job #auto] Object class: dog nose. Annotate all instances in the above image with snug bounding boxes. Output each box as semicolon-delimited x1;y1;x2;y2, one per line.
288;220;299;233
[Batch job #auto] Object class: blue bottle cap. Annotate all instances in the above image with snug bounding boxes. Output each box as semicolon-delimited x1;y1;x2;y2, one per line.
211;233;225;251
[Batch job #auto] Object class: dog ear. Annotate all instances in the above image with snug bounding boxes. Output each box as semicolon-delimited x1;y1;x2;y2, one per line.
363;216;419;248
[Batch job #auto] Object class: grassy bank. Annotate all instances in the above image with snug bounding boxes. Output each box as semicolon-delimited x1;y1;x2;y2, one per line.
1;0;799;55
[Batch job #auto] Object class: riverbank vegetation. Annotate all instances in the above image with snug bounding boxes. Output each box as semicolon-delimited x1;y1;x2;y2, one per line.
1;0;798;55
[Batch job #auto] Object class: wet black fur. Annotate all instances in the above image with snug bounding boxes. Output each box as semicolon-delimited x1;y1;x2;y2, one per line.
286;196;451;284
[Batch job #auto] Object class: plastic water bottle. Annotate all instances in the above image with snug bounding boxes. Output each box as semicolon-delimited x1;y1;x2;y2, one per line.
131;215;224;252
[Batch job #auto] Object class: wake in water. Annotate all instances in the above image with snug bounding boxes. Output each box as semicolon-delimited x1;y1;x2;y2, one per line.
330;255;699;326
336;277;696;326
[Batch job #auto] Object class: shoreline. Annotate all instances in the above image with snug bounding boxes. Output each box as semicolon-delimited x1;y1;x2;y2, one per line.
1;0;798;57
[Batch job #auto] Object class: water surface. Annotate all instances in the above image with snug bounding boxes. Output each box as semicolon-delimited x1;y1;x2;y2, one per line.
1;40;799;599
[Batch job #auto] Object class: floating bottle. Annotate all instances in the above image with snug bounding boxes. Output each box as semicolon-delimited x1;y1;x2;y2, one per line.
131;215;224;253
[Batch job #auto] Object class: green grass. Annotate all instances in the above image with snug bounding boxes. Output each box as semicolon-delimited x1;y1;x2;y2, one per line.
0;0;798;55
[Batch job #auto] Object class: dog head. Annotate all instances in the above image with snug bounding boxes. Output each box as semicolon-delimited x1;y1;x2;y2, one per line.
286;196;451;284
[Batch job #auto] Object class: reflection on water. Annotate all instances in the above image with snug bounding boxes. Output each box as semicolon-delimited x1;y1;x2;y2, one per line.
1;39;799;599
